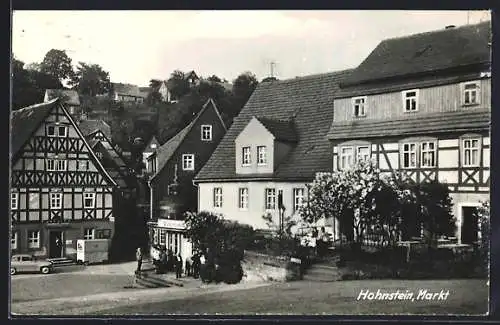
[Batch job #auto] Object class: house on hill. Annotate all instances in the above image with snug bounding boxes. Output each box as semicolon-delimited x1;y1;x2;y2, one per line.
44;89;84;121
194;70;351;231
110;83;148;103
185;70;200;87
327;22;491;244
143;98;227;262
10;99;117;261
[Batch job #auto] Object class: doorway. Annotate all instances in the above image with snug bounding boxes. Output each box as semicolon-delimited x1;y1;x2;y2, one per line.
461;206;479;244
49;231;63;258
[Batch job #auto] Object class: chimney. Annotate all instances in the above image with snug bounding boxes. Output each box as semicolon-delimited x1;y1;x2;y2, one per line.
445;25;456;29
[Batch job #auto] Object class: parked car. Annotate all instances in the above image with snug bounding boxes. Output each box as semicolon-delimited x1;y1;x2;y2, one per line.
11;254;54;275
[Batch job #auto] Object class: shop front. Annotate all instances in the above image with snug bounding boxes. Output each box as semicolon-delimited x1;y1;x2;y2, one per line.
148;218;193;263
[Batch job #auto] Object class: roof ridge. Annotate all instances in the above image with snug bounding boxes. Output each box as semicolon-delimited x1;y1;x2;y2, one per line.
12;98;59;115
382;20;491;43
261;69;354;86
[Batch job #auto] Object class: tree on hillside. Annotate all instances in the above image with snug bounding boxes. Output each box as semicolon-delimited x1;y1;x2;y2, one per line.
149;79;162;89
12;57;63;110
40;49;75;83
207;75;222;83
146;79;163;105
232;72;258;104
70;62;111;97
25;62;41;72
166;70;190;100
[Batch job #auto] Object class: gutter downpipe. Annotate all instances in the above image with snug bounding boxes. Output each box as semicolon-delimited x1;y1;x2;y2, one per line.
148;179;154;220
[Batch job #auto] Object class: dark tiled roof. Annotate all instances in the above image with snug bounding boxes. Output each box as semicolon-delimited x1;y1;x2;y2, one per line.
341;22;491;87
327;109;490;140
195;70;352;181
112;83;146;98
78;120;112;139
11;100;57;158
255;117;298;143
151;98;225;181
45;89;80;106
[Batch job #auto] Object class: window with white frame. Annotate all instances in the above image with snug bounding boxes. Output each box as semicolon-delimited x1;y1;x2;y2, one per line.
357;146;370;162
401;143;417;168
11;232;18;250
403;89;419;112
28;230;40;249
201;125;213;141
242;147;251;165
213;187;223;208
46;124;67;137
420;141;437;167
265;188;276;210
182;154;195;171
463;82;480;106
95;151;103;160
352;96;367;117
47;159;67;171
293;188;305;212
159;229;166;246
83;193;96;209
11;192;18;210
340;147;354;169
462;138;480;167
239;188;249;210
257;146;267;165
50;193;62;209
84;228;95;240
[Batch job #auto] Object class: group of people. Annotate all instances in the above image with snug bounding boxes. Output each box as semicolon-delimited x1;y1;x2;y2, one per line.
308;226;331;257
136;246;209;280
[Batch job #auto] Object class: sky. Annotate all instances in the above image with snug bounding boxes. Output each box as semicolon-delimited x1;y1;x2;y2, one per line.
12;10;491;86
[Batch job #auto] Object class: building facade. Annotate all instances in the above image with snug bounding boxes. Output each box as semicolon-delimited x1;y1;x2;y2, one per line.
145;98;227;260
110;83;147;103
327;22;491;244
194;71;351;232
10;99;117;259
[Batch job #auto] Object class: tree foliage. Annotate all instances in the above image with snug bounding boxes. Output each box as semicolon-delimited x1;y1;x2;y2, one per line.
166;70;190;100
184;211;254;257
300;160;454;248
70;62;111;97
40;49;74;83
12;57;63;110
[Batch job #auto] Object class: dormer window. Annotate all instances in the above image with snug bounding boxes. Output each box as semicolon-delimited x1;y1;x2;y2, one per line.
257;146;267;165
402;89;419;112
47;124;68;137
352;96;367;117
201;125;213;141
182;154;195;171
242;147;251;166
462;82;480;106
147;155;157;173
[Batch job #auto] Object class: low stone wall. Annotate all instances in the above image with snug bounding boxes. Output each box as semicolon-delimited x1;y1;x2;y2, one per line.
241;250;301;283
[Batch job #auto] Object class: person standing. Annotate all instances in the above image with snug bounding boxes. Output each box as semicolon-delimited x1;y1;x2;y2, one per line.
185;255;192;277
135;247;143;274
175;253;183;279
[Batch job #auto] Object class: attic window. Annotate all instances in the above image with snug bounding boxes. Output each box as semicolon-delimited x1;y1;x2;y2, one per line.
402;89;419;112
47;124;68;137
352;96;367;117
462;81;480;106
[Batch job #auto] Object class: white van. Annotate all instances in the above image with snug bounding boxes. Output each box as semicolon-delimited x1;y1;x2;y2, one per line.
76;239;110;265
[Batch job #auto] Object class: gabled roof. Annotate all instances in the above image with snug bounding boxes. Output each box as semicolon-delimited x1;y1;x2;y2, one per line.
151;98;226;181
11;100;55;158
111;83;146;98
327;109;490;140
45;89;80;106
144;136;160;154
341;22;491;87
254;116;298;143
79;119;112;139
10;99;117;187
195;70;352;182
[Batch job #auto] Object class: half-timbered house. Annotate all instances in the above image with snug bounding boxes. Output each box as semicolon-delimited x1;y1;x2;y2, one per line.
10;99;117;260
327;22;491;244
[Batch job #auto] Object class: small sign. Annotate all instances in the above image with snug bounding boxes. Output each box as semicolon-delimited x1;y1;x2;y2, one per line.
65;240;73;245
157;218;185;230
